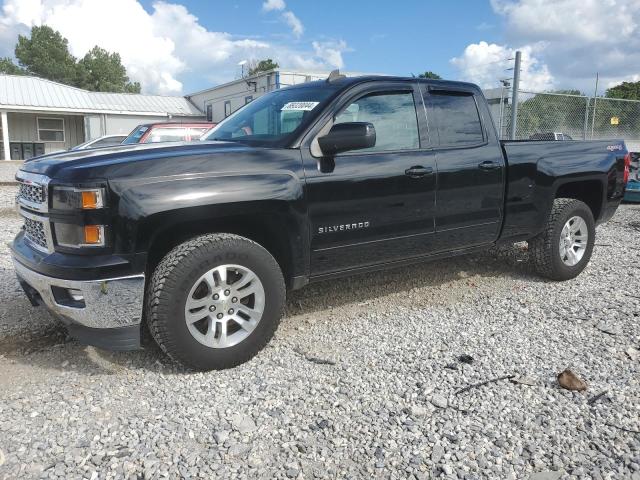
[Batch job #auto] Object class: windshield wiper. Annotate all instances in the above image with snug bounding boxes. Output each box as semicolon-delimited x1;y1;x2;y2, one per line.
208;137;251;145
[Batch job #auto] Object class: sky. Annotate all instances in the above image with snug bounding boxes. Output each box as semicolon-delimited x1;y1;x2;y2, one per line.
0;0;639;96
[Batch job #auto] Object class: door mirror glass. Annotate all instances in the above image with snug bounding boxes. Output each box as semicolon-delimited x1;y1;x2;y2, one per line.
318;122;376;156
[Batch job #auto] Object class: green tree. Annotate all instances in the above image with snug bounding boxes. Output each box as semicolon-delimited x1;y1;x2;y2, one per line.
516;90;588;139
552;89;583;96
418;71;442;79
590;94;640;139
514;89;640;140
15;25;79;85
248;58;279;76
8;25;142;93
0;57;26;75
606;81;640;100
77;46;140;93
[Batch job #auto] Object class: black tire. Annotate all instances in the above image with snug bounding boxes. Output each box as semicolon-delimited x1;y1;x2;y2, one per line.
530;198;595;281
146;233;285;370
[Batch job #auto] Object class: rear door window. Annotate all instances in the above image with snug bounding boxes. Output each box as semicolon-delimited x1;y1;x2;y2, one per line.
428;91;484;147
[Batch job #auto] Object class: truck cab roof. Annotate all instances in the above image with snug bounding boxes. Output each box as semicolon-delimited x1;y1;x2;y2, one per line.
284;75;481;93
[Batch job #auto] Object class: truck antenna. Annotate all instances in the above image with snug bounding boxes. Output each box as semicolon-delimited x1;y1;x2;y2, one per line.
326;70;346;83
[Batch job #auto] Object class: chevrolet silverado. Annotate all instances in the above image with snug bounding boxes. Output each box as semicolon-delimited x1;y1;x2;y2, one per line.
11;74;630;370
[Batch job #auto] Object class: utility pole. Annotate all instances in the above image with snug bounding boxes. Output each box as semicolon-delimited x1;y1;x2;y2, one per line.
509;51;522;140
590;72;599;140
498;79;510;140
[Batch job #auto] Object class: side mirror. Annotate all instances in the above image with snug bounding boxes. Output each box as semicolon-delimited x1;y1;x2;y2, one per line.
318;122;376;156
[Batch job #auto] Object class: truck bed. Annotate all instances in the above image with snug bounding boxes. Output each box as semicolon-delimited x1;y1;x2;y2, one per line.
499;139;628;242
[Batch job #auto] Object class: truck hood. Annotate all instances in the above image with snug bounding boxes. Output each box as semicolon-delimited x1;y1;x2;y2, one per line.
19;141;259;179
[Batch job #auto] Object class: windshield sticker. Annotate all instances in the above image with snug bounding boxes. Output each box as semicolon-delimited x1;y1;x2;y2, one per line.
281;101;320;111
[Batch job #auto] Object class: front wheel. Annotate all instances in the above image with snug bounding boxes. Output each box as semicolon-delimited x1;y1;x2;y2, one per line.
530;198;595;281
146;233;285;370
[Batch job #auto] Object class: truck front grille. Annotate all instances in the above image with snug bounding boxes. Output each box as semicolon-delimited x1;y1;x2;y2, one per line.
18;182;45;205
15;172;52;253
23;217;48;250
15;171;49;212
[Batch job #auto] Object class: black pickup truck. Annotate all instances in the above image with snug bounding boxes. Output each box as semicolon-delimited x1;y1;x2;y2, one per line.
11;75;630;370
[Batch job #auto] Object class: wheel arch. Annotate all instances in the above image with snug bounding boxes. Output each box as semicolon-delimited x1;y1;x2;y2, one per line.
553;178;605;222
141;203;308;289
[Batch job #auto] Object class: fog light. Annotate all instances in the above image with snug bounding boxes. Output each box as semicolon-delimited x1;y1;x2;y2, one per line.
68;289;84;302
51;286;86;308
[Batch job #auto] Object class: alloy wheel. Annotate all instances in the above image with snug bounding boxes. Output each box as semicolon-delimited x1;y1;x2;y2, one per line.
559;216;588;267
184;264;265;348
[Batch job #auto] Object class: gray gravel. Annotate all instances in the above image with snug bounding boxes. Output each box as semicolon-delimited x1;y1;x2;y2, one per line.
0;186;17;217
0;161;22;183
0;190;639;479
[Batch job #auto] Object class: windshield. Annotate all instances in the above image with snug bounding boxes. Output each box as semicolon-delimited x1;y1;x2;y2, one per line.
203;85;338;147
122;125;149;144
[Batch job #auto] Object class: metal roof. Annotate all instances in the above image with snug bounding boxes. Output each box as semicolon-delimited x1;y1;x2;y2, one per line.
186;69;382;97
0;75;202;116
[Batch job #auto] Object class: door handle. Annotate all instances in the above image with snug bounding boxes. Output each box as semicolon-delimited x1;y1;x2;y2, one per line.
405;166;433;178
478;161;501;171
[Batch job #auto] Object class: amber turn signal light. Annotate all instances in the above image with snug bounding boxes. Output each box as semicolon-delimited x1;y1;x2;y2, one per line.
81;191;100;209
83;225;103;245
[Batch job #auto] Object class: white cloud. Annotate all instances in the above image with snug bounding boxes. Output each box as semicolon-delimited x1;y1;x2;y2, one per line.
151;3;268;67
453;0;640;92
0;0;348;94
491;0;637;45
605;74;640;89
262;0;286;12
267;40;349;72
451;41;553;91
260;0;304;39
282;10;303;38
312;41;348;70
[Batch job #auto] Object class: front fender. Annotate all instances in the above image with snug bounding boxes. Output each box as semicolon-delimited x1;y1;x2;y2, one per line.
110;171;306;262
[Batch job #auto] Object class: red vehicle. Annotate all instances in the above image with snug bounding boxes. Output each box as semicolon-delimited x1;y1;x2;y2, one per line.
122;122;215;145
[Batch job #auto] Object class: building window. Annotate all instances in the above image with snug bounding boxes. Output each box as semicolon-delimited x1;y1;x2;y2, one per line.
206;104;213;122
37;117;65;142
245;96;253;105
224;101;231;117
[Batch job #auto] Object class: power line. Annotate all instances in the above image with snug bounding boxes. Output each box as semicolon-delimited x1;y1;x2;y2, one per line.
480;57;514;67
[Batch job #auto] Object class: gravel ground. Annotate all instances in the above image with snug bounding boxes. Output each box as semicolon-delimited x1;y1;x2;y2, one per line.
0;161;22;183
0;186;17;217
0;184;638;479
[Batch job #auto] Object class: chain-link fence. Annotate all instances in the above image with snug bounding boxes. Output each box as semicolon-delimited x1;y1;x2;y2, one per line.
492;89;640;147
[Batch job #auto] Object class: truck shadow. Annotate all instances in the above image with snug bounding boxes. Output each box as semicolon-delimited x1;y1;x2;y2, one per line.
285;244;539;317
0;244;541;375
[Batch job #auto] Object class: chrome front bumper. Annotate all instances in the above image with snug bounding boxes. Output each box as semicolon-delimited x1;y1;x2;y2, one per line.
13;259;145;329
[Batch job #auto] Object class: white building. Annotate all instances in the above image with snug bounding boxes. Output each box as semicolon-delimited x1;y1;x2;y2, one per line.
187;70;341;123
0;75;204;160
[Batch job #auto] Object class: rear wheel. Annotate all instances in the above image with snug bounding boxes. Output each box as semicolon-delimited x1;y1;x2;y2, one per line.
147;233;285;370
530;198;595;280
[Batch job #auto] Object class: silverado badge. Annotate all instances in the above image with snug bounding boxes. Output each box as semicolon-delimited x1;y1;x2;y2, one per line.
318;221;370;234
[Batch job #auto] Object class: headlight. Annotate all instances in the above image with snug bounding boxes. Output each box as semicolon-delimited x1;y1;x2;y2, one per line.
54;224;105;248
51;186;105;210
